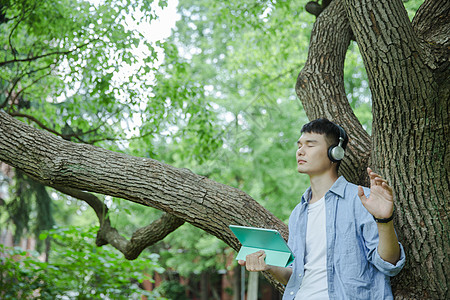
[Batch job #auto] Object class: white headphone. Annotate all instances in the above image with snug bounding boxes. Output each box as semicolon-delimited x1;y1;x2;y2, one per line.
327;124;347;163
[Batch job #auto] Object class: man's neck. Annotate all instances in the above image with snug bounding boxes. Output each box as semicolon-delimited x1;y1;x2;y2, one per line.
309;172;339;204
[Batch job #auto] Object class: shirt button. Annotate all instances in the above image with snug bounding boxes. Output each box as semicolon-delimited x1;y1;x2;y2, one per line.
299;274;302;277
290;292;294;295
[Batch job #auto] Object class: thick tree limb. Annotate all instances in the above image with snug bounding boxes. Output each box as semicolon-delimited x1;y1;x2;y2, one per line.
411;0;450;80
0;109;288;292
0;110;286;251
122;213;185;260
296;0;371;185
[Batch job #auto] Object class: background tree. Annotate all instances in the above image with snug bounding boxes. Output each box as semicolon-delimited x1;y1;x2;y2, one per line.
0;0;448;299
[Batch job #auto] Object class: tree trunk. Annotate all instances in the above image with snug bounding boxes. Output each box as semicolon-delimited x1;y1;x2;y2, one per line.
346;0;449;298
247;271;259;300
201;272;208;300
296;0;449;298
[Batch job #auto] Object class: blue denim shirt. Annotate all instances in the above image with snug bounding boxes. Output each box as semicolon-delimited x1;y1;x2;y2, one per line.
283;176;406;300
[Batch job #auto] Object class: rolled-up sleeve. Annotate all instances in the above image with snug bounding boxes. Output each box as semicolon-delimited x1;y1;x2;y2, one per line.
372;242;406;276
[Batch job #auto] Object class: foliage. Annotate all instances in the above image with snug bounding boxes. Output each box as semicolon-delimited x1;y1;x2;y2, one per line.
0;226;163;299
2;170;54;246
151;0;312;220
157;223;230;276
1;0;142;144
0;0;225;159
404;0;425;20
154;280;189;300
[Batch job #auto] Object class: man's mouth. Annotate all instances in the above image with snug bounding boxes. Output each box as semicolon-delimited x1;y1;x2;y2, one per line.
298;159;306;164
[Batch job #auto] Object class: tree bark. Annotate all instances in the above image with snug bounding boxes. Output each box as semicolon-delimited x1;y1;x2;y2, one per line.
344;0;449;298
296;0;449;298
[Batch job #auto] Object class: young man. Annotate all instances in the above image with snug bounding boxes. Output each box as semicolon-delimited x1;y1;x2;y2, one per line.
239;118;405;299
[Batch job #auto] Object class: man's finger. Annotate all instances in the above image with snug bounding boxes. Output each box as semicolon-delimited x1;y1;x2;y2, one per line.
259;252;267;263
358;186;366;202
374;177;387;186
368;168;379;187
381;182;393;195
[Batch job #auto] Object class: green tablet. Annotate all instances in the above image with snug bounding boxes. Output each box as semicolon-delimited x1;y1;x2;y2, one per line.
229;225;295;268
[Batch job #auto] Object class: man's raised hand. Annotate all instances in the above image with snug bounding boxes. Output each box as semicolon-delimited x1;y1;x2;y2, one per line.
358;167;394;220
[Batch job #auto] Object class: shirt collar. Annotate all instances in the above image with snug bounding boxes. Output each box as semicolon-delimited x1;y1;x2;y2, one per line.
301;176;348;204
301;188;312;204
328;175;348;198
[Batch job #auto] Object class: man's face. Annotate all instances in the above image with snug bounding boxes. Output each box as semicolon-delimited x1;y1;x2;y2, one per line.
296;132;334;175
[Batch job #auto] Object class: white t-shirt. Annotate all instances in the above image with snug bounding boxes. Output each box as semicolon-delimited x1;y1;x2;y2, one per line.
295;197;329;299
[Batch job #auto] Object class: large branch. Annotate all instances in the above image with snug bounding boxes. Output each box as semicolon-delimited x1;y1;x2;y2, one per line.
0;111;286;252
0;110;288;292
296;0;371;185
411;0;450;81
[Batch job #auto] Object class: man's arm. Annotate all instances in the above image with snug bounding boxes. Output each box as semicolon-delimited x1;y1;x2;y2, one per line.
238;250;293;285
358;167;401;265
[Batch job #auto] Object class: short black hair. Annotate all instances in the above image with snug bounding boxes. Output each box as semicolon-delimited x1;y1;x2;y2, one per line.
301;118;348;149
301;118;349;170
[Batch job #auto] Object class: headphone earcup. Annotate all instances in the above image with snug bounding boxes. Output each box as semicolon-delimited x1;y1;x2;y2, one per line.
328;123;347;163
328;145;345;163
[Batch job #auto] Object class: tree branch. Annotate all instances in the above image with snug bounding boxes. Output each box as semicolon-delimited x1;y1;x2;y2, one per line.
8;112;62;136
10;67;54;106
296;0;371;185
9;112;108;143
51;185;185;260
411;0;450;82
1;62;55;110
8;111;158;146
0;40;98;68
123;213;185;260
8;4;36;62
0;110;285;252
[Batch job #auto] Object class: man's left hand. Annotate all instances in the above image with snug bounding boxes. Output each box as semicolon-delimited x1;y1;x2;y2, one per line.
358;167;394;220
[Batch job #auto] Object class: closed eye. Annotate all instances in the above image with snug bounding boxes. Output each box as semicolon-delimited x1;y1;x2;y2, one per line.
297;139;318;148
